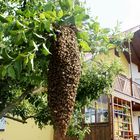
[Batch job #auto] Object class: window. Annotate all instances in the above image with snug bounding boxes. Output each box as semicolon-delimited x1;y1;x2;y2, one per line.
0;117;6;131
85;105;95;123
138;116;140;134
96;95;108;122
85;95;109;124
135;78;140;84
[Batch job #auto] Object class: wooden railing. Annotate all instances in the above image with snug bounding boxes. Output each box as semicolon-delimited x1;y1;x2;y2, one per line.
132;81;140;99
114;75;140;99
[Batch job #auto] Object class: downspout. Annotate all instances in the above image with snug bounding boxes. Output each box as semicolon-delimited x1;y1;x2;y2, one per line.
128;40;134;139
128;41;134;97
94;101;97;140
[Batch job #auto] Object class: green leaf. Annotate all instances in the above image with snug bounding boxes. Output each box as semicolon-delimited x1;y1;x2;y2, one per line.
44;11;56;21
7;65;16;79
80;41;91;51
18;52;28;58
22;31;27;43
0;15;8;23
24;9;32;18
40;13;46;19
42;43;51;56
43;2;54;11
74;5;85;15
59;0;73;12
15;31;23;45
102;28;110;34
32;41;38;51
58;10;63;19
14;60;22;78
77;32;89;42
29;53;35;60
33;33;46;41
42;20;51;32
29;40;37;51
24;56;29;65
103;36;109;42
62;15;75;25
30;58;34;71
107;44;115;49
16;20;26;29
2;49;13;60
67;0;73;10
75;14;85;27
0;66;7;78
2;68;6;78
92;22;100;33
0;56;3;59
6;15;14;22
29;53;35;71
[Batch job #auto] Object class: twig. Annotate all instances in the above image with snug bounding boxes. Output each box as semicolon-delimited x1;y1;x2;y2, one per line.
32;87;48;95
0;86;47;119
4;115;27;124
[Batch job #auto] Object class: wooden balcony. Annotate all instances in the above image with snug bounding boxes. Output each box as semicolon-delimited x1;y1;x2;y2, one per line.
114;75;140;100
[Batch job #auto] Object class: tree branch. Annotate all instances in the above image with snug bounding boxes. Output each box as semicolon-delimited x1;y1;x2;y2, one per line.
32;86;48;95
0;86;47;119
4;114;36;124
4;115;27;124
21;0;27;11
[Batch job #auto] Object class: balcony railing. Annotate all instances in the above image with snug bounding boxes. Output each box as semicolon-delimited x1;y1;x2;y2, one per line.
113;75;140;99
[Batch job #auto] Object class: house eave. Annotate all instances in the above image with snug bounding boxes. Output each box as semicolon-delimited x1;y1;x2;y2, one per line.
123;29;140;71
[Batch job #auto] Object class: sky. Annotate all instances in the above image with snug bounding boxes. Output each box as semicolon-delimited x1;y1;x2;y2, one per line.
85;0;140;31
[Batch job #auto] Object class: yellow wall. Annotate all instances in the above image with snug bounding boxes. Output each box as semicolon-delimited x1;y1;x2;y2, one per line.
94;49;130;77
119;52;130;77
0;119;53;140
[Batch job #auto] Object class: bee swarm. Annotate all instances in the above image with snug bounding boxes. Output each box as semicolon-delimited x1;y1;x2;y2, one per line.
48;26;81;137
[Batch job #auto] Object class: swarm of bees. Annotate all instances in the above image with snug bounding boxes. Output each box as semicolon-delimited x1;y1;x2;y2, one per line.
48;26;81;137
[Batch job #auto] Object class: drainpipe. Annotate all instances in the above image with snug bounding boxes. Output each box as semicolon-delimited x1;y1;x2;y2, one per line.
128;41;134;97
95;101;97;140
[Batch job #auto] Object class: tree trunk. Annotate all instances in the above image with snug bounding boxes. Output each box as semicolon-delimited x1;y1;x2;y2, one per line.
53;129;66;140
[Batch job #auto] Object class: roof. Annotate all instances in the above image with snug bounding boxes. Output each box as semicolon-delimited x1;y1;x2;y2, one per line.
123;26;140;71
123;25;140;34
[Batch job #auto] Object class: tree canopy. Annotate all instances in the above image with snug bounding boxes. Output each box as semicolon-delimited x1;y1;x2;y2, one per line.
0;0;127;138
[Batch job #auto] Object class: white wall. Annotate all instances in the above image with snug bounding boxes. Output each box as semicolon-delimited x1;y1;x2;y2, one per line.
129;63;140;135
131;63;140;84
133;111;140;135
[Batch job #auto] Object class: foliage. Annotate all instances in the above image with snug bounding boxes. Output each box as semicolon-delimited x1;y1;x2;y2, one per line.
0;0;128;138
67;103;90;140
77;60;123;106
66;60;122;139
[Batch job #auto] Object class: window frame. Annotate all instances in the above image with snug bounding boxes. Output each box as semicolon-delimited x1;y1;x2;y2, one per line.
138;116;140;134
0;117;6;131
84;95;109;124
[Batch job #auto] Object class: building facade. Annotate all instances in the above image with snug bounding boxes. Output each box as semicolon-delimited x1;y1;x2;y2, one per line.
84;28;140;140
